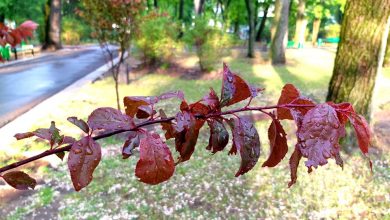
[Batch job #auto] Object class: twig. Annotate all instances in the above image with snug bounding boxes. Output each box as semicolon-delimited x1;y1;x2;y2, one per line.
0;103;315;174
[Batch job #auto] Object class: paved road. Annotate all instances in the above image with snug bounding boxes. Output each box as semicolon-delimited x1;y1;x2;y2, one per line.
0;46;110;127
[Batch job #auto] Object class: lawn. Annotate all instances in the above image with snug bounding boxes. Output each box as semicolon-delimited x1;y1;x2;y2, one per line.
1;48;390;219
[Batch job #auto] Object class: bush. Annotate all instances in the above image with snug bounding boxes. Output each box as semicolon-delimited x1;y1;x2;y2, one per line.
184;18;233;72
135;11;181;65
324;24;341;38
62;17;92;45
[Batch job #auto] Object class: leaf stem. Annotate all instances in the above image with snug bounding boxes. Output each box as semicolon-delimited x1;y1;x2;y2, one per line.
0;103;314;174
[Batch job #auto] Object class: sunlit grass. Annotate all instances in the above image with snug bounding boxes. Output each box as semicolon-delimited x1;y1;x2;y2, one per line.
2;48;390;219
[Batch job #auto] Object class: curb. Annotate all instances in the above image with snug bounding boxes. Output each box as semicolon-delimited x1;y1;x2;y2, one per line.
0;52;125;154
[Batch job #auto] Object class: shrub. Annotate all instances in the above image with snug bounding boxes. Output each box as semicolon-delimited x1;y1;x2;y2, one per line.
135;11;181;65
324;24;341;38
62;17;92;45
184;18;233;72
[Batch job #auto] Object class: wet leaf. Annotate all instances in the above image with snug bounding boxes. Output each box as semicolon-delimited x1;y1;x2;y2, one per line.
297;103;346;169
330;102;371;154
135;133;175;185
158;91;185;101
67;117;89;133
206;119;229;153
14;122;64;147
60;136;76;146
348;114;371;154
159;109;175;140
288;146;302;188
67;136;101;191
174;111;203;162
202;88;220;111
122;132;140;159
277;84;315;120
88;107;134;132
228;117;261;177
189;102;210;116
262;118;288;167
123;96;155;117
2;171;37;190
220;63;252;107
14;132;34;140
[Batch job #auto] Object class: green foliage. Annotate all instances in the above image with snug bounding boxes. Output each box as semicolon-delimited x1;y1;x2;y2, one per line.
324;23;341;38
184;18;233;72
135;11;182;65
62;17;92;45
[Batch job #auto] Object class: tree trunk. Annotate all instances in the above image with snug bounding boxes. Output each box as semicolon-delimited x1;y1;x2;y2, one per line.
270;0;282;41
42;0;62;50
234;19;240;36
0;14;5;23
294;0;307;48
385;33;390;67
326;0;390;118
256;4;270;42
178;0;185;38
245;0;255;58
179;0;184;20
311;18;321;46
194;0;205;15
271;0;291;65
154;0;158;8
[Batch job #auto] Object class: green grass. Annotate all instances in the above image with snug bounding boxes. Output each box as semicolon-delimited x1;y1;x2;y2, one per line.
2;48;390;219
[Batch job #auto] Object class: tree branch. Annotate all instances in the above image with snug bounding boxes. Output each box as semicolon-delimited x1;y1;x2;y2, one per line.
0;103;314;174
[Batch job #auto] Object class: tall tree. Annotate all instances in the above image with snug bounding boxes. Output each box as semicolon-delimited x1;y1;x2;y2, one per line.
194;0;205;15
42;0;62;50
245;0;255;58
326;0;390;117
294;0;307;47
255;1;271;42
270;0;291;65
385;33;390;67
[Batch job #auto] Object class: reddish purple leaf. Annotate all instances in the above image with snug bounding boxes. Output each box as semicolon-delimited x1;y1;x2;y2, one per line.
277;84;315;120
202;88;220;111
14;132;34;140
262;118;288;167
159;109;175;140
2;171;37;190
67;117;89;133
19;20;39;30
206;119;229;153
88;107;134;132
14;122;63;147
135;133;175;185
328;102;353;125
174;111;203;162
348;114;371;154
122;132;140;159
123;96;154;117
68;136;101;191
330;102;371;155
60;136;76;146
297;104;346;169
220;63;252;107
158;91;185;101
288;146;302;188
189;102;210;116
228;117;261;177
136;105;155;119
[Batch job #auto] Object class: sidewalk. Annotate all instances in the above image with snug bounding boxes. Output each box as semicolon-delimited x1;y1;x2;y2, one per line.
0;51;124;155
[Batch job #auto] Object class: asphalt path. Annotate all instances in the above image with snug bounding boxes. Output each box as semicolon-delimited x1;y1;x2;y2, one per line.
0;46;111;127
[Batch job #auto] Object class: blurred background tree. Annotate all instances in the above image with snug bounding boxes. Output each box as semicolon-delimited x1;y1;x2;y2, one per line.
326;0;390;118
